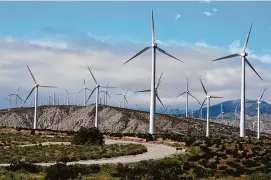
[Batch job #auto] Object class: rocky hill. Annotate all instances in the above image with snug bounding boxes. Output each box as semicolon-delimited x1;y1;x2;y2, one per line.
0;104;269;138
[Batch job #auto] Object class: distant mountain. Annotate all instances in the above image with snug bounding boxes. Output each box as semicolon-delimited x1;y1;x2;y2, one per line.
195;99;271;119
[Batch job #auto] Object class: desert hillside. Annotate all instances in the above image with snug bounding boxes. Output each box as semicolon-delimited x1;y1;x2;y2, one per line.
0;105;269;137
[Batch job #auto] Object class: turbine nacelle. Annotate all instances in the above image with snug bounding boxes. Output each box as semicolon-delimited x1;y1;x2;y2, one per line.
241;52;248;57
152;43;157;47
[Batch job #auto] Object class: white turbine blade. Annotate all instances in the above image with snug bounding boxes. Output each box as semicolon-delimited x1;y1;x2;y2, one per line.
156;72;163;89
245;57;263;80
188;92;201;105
199;78;207;95
40;86;57;88
88;67;98;85
259;86;267;101
86;87;96;104
84;78;86;86
26;65;37;84
152;9;155;43
156;47;183;63
23;87;35;106
17;95;23;102
199;98;207;111
212;53;240;62
242;22;253;53
86;88;92;91
65;89;69;94
134;90;151;93
124;96;128;104
107;92;111;98
156;94;165;108
210;96;223;98
8;94;16;96
176;92;186;98
116;94;123;95
260;109;265;121
125;89;130;95
78;88;84;93
124;46;151;65
100;86;116;88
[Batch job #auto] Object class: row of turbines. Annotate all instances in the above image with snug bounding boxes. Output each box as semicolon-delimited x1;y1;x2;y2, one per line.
3;10;267;140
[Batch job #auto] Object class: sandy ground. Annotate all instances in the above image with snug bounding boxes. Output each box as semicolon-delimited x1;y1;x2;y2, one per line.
0;139;179;167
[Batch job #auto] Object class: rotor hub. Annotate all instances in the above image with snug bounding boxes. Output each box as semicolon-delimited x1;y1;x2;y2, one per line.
152;43;157;47
241;52;248;57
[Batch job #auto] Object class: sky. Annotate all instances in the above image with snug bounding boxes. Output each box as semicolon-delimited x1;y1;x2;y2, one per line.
0;1;271;111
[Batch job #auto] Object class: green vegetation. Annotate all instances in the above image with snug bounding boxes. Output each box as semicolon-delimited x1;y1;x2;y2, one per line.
72;127;104;145
0;143;147;163
0;132;72;146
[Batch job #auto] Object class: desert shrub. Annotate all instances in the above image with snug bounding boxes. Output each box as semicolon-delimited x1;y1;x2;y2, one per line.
30;130;35;135
72;127;104;145
44;162;100;180
248;172;271;180
6;160;41;173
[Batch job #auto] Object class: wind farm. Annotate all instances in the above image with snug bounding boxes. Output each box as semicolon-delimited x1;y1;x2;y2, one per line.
1;1;271;179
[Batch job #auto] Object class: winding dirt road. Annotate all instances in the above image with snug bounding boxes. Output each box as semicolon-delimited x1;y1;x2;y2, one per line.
0;139;178;166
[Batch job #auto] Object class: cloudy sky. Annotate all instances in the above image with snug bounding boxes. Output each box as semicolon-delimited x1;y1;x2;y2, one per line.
0;1;271;111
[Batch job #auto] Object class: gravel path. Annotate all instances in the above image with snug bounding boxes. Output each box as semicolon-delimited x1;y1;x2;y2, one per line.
0;139;178;167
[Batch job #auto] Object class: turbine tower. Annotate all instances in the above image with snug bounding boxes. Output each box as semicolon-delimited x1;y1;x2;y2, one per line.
86;67;114;128
177;77;201;118
65;89;76;106
4;97;12;111
211;23;263;137
134;72;166;109
78;78;92;106
199;78;222;137
8;86;23;107
116;89;129;108
124;10;182;134
100;90;111;105
217;103;225;121
23;65;57;129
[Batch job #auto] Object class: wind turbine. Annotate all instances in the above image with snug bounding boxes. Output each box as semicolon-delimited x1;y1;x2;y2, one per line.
247;87;266;139
199;78;222;137
65;89;76;106
116;89;129;108
135;72;165;110
123;10;182;135
78;78;92;106
86;66;114;128
211;23;263;137
100;90;111;105
177;77;201;118
23;65;57;129
217;103;225;121
8;86;23;107
4;97;12;111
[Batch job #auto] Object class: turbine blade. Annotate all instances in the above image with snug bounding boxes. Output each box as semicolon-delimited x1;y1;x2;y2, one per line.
107;92;111;98
124;96;128;104
199;78;207;95
176;92;186;98
260;109;265;121
78;88;84;93
246;100;257;103
210;96;223;98
199;98;207;111
245;57;263;80
134;90;151;93
188;92;201;105
242;22;253;53
84;78;86;86
212;53;240;62
86;87;96;104
156;72;163;89
26;65;37;84
156;94;165;108
152;9;155;43
116;94;122;95
86;88;92;91
125;89;130;95
23;87;35;106
8;94;16;96
259;86;267;101
100;86;116;88
17;86;20;94
88;67;98;85
156;47;183;62
124;46;151;65
17;95;23;102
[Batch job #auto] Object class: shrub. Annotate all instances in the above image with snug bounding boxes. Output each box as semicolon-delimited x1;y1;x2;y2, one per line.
6;160;41;173
248;172;271;180
72;127;104;145
44;162;101;180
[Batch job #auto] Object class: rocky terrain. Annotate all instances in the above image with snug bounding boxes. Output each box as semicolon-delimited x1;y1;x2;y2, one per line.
0;104;270;137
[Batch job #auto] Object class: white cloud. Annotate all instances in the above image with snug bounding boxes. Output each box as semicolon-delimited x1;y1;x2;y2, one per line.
204;7;218;17
175;14;181;20
199;0;211;3
0;35;270;111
